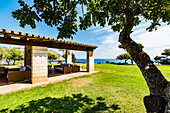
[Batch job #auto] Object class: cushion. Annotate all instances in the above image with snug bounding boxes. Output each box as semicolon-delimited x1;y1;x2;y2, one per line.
55;67;63;71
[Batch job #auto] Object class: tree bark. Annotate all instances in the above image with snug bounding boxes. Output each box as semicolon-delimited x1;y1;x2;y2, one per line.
130;59;133;64
6;59;10;65
125;59;127;64
13;59;16;65
119;7;170;113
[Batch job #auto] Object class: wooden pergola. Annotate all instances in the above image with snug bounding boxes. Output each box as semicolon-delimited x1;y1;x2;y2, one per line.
0;29;97;84
0;29;97;51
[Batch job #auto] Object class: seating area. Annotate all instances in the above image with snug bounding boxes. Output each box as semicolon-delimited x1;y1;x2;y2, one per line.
0;64;80;84
53;64;80;74
0;67;31;83
0;67;7;81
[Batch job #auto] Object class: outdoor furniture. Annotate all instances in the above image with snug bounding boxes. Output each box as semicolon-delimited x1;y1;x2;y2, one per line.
8;70;30;83
54;65;73;74
54;64;80;74
0;67;8;81
7;68;31;83
72;65;80;72
48;65;54;76
0;67;5;77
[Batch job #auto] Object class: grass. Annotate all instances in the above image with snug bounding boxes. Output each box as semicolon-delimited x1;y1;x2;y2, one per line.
0;64;169;113
0;64;19;69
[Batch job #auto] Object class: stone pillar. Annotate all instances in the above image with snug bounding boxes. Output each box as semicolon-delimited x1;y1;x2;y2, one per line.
66;49;72;64
87;50;94;72
25;46;48;84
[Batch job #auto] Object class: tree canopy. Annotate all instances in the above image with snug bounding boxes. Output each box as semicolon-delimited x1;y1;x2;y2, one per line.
0;47;8;61
161;49;170;57
48;52;58;61
12;0;170;39
154;49;170;64
6;48;24;65
12;0;170;112
0;47;24;65
116;53;131;64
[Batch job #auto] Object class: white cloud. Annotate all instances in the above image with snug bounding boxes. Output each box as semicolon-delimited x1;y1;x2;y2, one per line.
97;34;116;44
89;22;170;59
93;32;126;59
94;44;125;59
90;25;113;35
132;25;170;58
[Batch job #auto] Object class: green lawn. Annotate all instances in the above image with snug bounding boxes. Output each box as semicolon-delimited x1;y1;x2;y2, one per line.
0;64;169;113
0;64;19;69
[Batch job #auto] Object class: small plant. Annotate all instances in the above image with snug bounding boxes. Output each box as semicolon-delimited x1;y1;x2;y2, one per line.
105;61;109;64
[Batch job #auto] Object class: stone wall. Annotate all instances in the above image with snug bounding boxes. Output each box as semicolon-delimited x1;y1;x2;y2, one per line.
25;46;48;84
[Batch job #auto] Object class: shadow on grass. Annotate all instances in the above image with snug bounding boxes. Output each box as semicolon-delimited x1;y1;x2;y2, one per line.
0;93;120;113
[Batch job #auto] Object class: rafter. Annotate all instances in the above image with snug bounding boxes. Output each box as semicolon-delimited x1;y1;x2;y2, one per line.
0;29;97;51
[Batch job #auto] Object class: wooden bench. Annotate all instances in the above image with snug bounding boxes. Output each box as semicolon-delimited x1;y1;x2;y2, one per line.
72;66;80;72
54;65;80;74
8;71;30;83
54;65;73;74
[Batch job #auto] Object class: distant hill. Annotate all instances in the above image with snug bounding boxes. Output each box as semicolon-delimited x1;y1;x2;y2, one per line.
14;47;65;61
48;50;65;60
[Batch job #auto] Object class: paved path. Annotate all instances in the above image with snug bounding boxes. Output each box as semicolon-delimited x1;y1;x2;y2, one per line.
0;71;98;94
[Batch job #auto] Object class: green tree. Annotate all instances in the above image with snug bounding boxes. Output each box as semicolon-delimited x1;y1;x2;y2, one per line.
116;53;131;64
48;52;58;63
12;0;170;112
161;49;170;58
6;48;24;65
62;53;77;62
155;49;170;64
154;56;162;64
0;47;8;61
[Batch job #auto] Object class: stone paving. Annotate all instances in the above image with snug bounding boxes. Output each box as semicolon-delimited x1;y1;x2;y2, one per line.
0;70;98;94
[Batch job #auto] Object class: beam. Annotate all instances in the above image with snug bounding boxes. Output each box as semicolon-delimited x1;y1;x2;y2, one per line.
0;36;96;51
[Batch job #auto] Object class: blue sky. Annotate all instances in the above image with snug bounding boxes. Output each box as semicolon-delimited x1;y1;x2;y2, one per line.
0;0;170;59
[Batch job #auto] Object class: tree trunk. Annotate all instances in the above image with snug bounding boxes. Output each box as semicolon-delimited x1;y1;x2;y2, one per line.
6;59;10;65
119;7;170;113
13;59;16;65
130;59;133;64
125;59;127;64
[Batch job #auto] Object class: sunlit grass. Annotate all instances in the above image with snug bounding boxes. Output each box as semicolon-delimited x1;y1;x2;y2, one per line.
0;64;169;112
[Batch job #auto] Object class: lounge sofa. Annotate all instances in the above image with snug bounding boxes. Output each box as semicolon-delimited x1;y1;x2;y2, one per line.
7;68;31;83
8;70;30;83
54;64;80;74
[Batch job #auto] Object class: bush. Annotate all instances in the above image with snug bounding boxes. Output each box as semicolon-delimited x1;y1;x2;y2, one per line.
105;61;109;64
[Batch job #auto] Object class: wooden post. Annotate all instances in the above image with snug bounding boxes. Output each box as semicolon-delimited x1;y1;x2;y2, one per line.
66;49;72;64
24;45;32;67
25;46;48;84
87;51;94;72
25;46;32;82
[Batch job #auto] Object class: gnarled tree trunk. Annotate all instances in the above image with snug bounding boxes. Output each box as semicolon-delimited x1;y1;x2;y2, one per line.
119;7;170;113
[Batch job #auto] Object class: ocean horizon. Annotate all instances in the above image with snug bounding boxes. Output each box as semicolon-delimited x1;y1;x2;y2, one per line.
50;59;132;64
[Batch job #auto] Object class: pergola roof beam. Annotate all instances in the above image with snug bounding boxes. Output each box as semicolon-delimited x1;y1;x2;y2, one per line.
0;29;97;51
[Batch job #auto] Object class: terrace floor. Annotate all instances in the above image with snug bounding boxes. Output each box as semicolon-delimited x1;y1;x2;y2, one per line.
0;69;98;94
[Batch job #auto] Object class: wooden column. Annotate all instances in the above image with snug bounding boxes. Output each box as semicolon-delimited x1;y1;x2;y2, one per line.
87;50;94;72
25;46;48;84
24;46;32;82
66;49;72;64
24;45;32;67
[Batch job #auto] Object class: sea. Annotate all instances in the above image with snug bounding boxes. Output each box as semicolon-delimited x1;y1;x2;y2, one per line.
50;59;132;64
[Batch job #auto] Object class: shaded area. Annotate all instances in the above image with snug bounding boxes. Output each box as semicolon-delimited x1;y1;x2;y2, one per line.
0;93;120;113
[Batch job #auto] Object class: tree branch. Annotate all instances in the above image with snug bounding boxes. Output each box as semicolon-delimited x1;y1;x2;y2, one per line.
65;0;81;15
